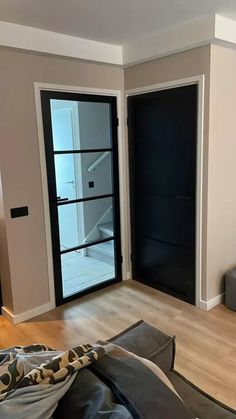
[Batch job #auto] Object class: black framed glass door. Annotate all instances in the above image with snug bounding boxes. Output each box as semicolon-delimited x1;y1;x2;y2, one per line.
41;91;122;305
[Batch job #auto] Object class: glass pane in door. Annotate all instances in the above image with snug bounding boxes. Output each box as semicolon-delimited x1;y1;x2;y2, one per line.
54;152;113;201
50;100;112;150
61;240;115;297
58;197;114;251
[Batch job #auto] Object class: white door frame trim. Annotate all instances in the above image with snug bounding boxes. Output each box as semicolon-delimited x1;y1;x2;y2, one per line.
34;82;128;312
125;75;205;308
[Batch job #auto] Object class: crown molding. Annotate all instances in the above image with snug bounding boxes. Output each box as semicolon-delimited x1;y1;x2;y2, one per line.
122;15;215;66
215;14;236;45
0;20;123;65
1;15;236;66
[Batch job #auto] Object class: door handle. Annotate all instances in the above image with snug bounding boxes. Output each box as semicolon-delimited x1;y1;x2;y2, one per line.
57;197;69;202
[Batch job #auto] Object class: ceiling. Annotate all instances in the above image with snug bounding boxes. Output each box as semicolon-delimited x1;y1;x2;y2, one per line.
1;0;236;45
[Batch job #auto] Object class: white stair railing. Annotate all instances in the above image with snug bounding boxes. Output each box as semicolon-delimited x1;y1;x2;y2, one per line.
87;151;110;172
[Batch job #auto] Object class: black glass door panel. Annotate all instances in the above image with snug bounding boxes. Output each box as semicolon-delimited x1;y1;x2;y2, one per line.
128;85;197;304
41;92;121;305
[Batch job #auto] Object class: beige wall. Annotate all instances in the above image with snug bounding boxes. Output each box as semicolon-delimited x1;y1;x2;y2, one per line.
207;45;236;300
124;46;211;301
0;47;124;315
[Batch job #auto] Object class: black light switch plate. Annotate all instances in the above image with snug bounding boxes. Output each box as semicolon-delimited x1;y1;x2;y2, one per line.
11;206;29;218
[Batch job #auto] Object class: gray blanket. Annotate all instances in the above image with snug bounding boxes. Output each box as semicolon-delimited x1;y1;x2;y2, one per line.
0;343;106;419
0;343;195;419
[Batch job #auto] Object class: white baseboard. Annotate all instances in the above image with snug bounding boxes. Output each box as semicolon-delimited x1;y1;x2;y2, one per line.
199;293;225;311
1;302;54;324
1;307;13;323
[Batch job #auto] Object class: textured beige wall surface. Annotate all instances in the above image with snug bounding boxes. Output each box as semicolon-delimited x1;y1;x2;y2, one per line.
0;47;124;315
124;46;211;301
207;45;236;300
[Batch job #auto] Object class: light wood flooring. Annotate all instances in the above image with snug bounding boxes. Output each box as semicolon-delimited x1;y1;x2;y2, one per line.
1;279;236;408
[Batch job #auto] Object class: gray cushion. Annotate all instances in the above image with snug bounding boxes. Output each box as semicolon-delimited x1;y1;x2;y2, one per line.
109;320;175;373
110;320;236;418
167;371;236;419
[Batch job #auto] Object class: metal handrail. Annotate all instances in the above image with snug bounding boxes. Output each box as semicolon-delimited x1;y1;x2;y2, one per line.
87;151;110;172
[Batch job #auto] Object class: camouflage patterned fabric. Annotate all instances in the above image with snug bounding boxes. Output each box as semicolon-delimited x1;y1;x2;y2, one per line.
0;343;106;401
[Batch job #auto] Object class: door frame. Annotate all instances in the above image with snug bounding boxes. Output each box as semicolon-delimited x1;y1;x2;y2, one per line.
126;75;205;308
34;82;129;310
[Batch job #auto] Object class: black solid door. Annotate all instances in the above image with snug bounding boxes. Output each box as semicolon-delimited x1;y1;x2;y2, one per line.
128;85;197;304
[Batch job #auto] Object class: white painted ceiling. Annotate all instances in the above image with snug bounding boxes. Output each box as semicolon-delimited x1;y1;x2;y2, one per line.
1;0;236;45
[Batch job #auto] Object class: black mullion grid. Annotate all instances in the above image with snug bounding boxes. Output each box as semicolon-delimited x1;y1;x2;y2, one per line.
54;148;112;154
60;236;116;255
56;147;115;255
57;193;114;206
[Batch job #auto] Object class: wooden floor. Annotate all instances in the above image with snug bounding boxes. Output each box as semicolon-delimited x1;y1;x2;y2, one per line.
1;279;236;408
